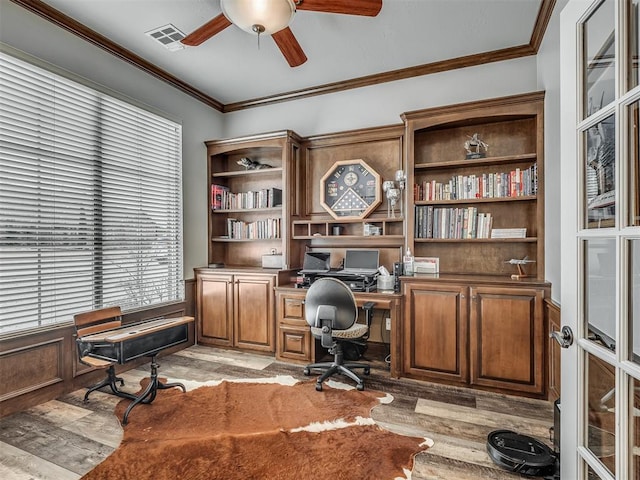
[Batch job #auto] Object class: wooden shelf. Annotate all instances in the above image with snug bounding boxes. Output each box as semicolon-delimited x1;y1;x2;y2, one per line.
414;153;537;170
292;235;405;248
415;196;536;206
211;237;281;243
404;92;545;278
212;207;282;214
414;237;537;243
293;234;405;241
292;217;404;225
212;167;283;178
292;217;404;239
206;131;302;267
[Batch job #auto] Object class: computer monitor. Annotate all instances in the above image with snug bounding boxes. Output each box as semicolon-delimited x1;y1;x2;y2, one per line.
298;252;331;274
341;250;379;275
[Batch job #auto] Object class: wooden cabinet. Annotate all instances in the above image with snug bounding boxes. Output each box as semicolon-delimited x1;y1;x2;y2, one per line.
275;287;404;373
296;125;406;272
469;285;545;395
275;290;312;363
234;275;275;351
402;276;550;397
402;92;545;279
196;96;552;399
197;272;234;346
195;269;278;353
205;130;303;269
199;130;302;355
403;282;468;384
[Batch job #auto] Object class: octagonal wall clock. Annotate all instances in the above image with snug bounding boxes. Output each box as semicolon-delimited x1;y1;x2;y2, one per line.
320;159;381;220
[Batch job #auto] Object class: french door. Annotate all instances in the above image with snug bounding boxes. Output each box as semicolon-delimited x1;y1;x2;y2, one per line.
561;1;640;479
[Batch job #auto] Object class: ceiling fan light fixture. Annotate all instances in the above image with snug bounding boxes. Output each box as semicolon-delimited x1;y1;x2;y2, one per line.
221;0;296;35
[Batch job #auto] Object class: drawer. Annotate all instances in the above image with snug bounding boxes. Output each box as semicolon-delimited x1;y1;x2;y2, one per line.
283;297;305;319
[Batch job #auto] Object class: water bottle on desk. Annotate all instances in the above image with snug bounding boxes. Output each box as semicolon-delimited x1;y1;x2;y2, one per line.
403;248;414;276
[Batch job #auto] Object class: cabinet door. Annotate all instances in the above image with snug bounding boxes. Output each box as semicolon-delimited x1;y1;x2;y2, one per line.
197;273;234;347
469;286;545;395
403;282;468;384
234;275;275;352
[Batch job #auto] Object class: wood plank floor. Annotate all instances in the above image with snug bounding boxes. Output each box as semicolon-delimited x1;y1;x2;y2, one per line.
0;345;556;479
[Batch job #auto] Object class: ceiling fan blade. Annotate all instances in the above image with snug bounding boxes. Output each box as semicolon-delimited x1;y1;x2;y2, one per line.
181;13;232;46
295;0;382;16
272;27;307;67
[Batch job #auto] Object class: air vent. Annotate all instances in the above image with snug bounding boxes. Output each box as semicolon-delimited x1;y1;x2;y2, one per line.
145;24;185;51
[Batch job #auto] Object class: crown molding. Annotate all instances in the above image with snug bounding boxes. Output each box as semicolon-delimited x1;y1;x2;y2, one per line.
9;0;225;112
11;0;555;113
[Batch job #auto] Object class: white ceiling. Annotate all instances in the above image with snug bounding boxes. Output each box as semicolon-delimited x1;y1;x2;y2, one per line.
38;0;544;107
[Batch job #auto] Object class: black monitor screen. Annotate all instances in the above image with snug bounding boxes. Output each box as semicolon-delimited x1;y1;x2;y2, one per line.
344;250;379;270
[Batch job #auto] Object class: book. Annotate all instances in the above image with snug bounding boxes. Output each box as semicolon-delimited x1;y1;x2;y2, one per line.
269;188;283;207
211;184;229;210
490;227;526;239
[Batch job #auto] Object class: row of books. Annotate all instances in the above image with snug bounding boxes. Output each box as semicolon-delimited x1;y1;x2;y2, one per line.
225;217;281;240
211;185;282;210
414;164;537;201
414;205;493;239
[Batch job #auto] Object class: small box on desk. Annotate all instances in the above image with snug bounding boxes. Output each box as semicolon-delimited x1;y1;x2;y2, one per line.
414;257;439;274
262;254;283;269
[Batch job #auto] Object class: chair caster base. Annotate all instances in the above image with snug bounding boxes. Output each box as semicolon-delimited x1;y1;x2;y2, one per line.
304;360;369;392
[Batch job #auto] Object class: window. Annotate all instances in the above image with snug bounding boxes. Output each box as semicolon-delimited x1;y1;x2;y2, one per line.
0;51;183;334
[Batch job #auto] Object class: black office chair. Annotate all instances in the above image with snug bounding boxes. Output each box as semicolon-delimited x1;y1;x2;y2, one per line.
303;277;371;391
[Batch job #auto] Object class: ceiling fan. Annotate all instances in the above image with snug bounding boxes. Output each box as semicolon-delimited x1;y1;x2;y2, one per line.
181;0;383;67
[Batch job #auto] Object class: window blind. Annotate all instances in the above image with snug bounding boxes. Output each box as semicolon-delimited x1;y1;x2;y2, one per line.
0;52;183;334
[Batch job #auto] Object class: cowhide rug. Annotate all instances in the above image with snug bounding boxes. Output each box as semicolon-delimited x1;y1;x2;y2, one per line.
81;376;432;480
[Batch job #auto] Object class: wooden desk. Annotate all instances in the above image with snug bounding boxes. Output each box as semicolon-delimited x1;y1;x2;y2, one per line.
77;316;194;424
274;286;403;377
83;317;192;342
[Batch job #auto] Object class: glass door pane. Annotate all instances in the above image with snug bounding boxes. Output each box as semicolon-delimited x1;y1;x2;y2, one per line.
630;100;640;226
585;114;617;229
585;238;617;350
631;239;640;363
630;0;639;90
587;464;606;479
632;377;640;477
584;0;616;118
586;351;617;475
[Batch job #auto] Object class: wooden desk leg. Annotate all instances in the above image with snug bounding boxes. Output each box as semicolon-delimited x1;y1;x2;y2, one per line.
121;355;186;425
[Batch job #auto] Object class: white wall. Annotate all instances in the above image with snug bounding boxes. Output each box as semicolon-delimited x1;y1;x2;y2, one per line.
223;57;538;139
0;1;224;280
537;0;569;303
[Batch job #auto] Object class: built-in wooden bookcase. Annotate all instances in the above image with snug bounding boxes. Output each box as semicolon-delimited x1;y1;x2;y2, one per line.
205;130;302;269
295;125;406;270
402;92;545;279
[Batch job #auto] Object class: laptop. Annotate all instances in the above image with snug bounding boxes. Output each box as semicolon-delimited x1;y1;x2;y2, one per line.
339;249;379;276
298;252;331;274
